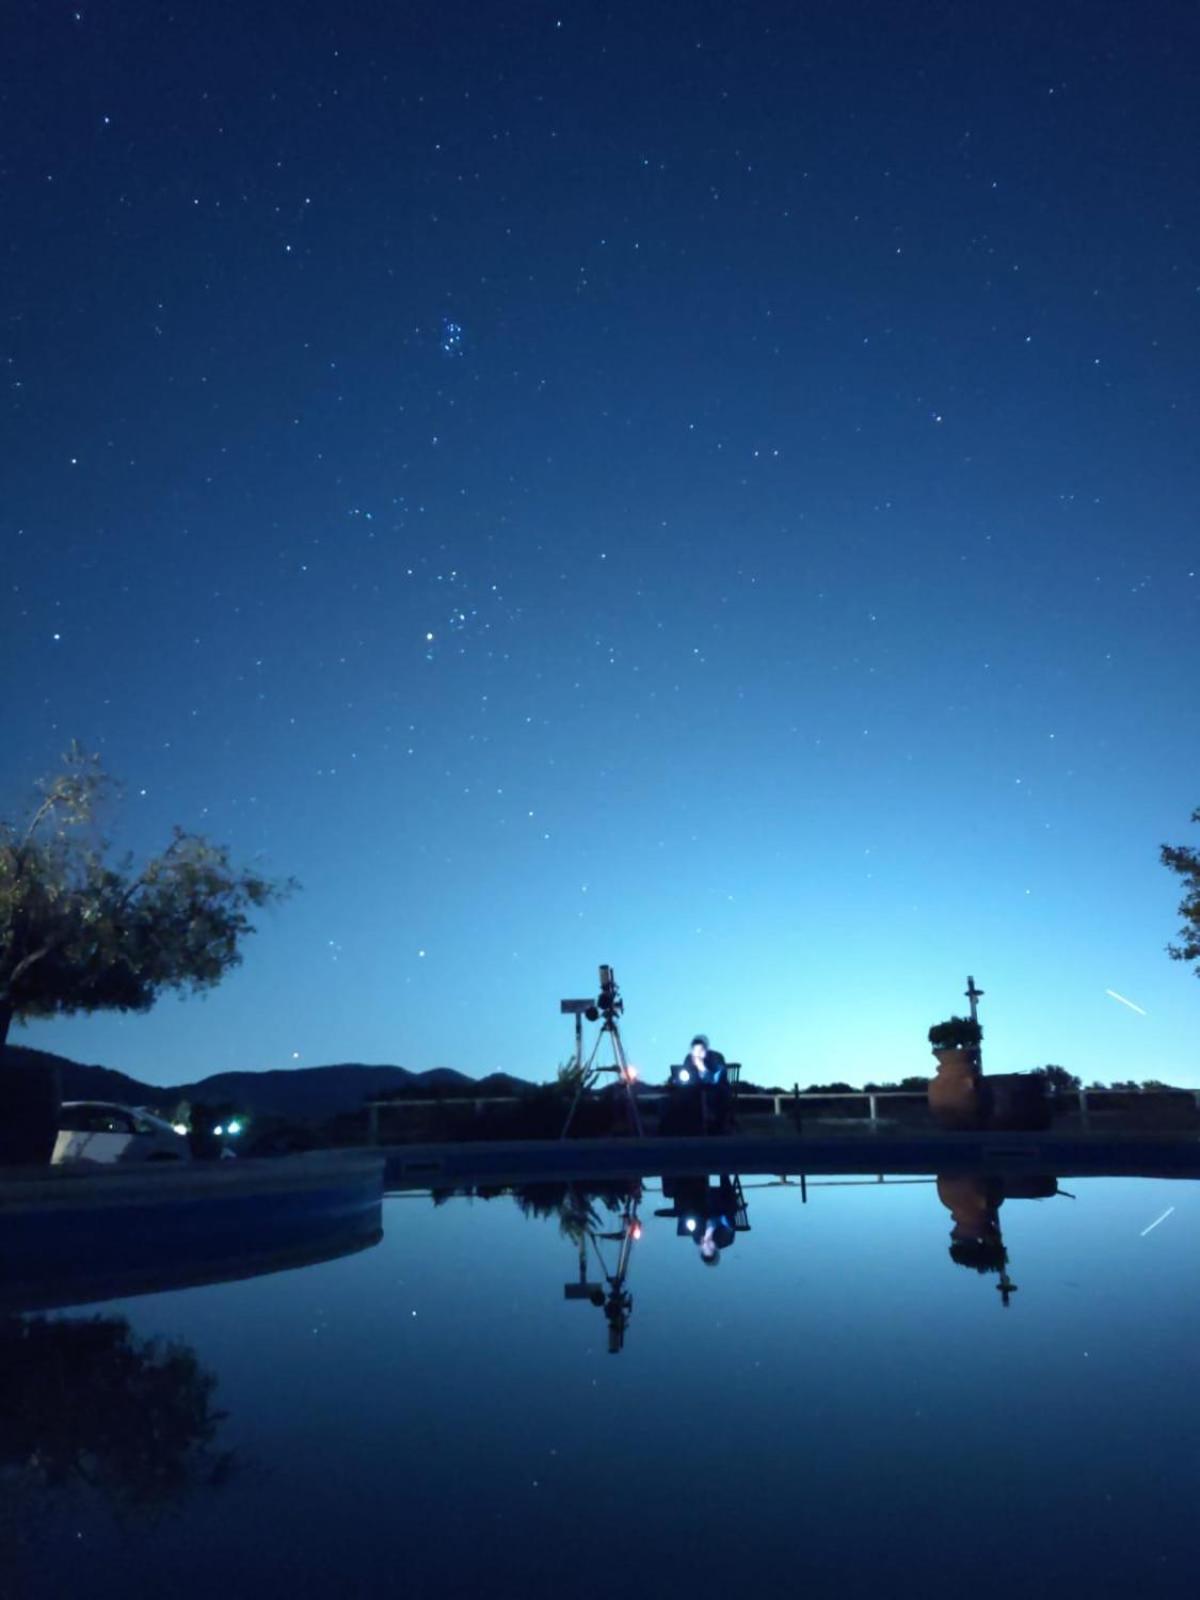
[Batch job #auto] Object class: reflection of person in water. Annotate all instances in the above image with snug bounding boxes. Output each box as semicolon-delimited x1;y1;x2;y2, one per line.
669;1035;732;1134
671;1175;739;1265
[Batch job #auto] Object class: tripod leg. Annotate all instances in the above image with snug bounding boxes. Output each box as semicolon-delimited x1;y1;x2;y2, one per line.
609;1022;644;1138
561;1073;587;1139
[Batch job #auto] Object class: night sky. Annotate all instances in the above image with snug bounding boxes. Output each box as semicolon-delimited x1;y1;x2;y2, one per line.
4;2;1198;1088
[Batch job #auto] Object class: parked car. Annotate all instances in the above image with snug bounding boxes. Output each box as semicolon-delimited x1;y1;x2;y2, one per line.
52;1102;191;1166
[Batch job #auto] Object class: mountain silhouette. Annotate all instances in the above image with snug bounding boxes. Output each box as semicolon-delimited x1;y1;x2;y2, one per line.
0;1045;529;1121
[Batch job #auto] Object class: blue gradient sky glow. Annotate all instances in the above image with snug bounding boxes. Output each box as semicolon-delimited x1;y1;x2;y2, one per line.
3;1;1197;1086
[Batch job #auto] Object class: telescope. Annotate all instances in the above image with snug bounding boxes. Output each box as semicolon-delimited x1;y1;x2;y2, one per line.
559;964;643;1138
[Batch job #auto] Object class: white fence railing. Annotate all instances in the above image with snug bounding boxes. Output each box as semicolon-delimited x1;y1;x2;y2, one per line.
364;1087;1199;1144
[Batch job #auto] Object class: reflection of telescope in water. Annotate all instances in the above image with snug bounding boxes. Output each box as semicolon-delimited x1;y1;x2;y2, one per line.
562;1184;642;1353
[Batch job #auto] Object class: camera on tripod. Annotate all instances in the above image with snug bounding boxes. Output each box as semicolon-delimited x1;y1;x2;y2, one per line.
558;963;643;1139
596;964;622;1024
560;964;623;1028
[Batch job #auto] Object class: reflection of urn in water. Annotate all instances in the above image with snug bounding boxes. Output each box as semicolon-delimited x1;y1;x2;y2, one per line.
936;1173;1016;1303
935;1172;1060;1306
927;1016;984;1130
937;1173;1005;1263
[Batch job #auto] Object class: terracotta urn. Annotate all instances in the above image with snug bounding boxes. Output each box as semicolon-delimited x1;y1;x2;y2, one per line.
928;1045;984;1130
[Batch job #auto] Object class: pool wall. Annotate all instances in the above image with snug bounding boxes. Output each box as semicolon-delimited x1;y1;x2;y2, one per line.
0;1150;385;1313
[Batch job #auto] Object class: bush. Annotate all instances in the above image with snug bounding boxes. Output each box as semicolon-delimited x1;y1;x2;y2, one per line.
1032;1064;1081;1093
928;1016;982;1049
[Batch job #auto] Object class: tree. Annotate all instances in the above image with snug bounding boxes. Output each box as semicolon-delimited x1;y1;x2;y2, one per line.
1032;1064;1081;1093
0;1312;232;1519
0;746;295;1053
1161;807;1200;976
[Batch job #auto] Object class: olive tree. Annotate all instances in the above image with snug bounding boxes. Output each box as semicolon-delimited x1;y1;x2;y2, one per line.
1161;807;1200;977
0;1313;232;1518
0;746;294;1053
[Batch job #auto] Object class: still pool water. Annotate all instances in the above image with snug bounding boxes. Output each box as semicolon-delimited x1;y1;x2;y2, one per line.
4;1171;1198;1599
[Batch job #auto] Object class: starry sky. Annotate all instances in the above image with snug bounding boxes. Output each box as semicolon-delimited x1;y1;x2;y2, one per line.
3;1;1198;1088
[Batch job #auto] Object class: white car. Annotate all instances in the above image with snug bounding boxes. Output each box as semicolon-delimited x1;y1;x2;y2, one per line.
52;1101;191;1166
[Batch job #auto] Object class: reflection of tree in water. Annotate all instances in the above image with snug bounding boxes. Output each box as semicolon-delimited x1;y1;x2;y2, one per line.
510;1179;639;1237
429;1179;640;1235
0;1313;233;1522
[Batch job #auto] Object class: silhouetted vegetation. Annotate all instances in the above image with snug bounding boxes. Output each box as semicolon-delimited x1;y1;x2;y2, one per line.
372;1072;626;1141
511;1178;640;1230
1032;1064;1082;1092
0;1313;232;1520
0;746;294;1052
928;1016;983;1048
1161;806;1200;976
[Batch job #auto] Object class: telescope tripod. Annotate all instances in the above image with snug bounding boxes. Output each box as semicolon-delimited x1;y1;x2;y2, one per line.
560;1013;644;1139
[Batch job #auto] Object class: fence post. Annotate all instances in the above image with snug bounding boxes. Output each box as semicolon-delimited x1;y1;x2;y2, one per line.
1078;1088;1090;1130
868;1093;878;1127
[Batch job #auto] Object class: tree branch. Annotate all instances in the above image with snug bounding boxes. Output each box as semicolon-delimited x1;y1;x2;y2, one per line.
7;943;54;988
20;791;62;849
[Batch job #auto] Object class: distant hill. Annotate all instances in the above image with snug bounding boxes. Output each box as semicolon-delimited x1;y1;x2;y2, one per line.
0;1045;512;1121
0;1044;163;1108
476;1072;535;1096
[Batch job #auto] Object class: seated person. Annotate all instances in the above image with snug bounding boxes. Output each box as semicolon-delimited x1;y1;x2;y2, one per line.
673;1034;727;1086
666;1035;732;1133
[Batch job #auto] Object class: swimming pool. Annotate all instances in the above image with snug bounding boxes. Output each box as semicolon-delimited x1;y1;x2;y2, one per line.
4;1169;1196;1599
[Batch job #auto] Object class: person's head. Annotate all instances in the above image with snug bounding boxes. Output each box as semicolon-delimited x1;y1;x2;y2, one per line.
690;1035;709;1066
699;1238;720;1265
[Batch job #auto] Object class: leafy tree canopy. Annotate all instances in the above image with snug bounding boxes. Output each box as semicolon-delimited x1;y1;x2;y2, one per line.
1032;1064;1081;1092
0;746;295;1047
1161;806;1200;976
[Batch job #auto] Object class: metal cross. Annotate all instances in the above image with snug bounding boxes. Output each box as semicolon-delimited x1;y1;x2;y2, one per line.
965;974;984;1025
